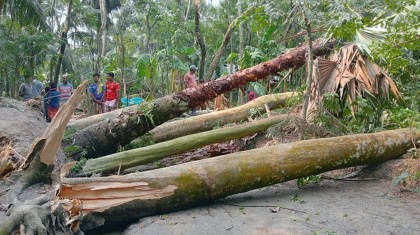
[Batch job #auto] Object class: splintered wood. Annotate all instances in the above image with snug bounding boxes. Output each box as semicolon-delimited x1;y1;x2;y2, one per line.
59;181;177;214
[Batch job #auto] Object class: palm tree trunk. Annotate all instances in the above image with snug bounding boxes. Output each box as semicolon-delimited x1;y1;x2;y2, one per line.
194;0;206;82
148;92;294;143
205;5;254;81
59;128;419;232
80;114;290;175
300;2;313;135
53;0;73;83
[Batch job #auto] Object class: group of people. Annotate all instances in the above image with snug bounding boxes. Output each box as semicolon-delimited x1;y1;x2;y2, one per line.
21;66;252;122
88;72;120;114
43;74;74;122
19;72;120;123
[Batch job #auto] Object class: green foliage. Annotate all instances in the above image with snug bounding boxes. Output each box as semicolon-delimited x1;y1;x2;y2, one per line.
315;89;419;134
64;145;83;156
289;194;307;204
297;175;322;188
70;157;87;174
392;172;410;187
123;134;155;150
386;80;420;129
137;101;156;126
286;86;305;107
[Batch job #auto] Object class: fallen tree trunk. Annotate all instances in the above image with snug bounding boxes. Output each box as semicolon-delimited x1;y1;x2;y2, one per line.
79;114;290;175
146;92;293;144
69;39;334;158
0;81;88;234
70;92;293;146
67;105;138;132
59;128;419;231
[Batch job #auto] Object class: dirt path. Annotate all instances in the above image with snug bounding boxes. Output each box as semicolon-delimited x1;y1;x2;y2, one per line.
123;179;419;235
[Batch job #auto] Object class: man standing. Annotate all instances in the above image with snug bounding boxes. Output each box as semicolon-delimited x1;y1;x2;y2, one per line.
104;72;120;112
18;77;33;101
89;73;106;114
184;65;198;115
58;74;73;105
31;78;44;98
183;65;198;89
47;82;60;121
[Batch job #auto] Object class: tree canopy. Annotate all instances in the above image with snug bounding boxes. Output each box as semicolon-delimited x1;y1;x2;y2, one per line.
0;0;418;129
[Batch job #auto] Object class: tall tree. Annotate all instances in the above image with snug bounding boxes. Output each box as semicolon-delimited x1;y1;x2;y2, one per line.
53;0;73;83
95;0;107;72
194;0;206;82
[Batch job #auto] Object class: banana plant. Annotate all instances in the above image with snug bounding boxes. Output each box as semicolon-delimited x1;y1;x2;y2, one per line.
136;53;158;101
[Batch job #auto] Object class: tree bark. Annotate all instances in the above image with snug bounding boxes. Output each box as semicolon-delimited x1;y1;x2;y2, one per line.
67;106;138;132
59;128;419;231
53;0;73;83
99;0;107;57
67;92;293;135
204;11;241;81
0;82;88;234
79;114;290;175
0;81;88;204
194;0;206;82
69;92;293;154
300;1;313;134
68;39;334;158
184;0;192;22
95;0;108;72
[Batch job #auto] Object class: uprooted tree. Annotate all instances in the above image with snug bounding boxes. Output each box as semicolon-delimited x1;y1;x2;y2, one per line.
67;39;335;158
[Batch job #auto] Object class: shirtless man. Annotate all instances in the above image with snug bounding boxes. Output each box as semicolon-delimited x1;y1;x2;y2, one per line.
183;65;198;89
183;65;198;115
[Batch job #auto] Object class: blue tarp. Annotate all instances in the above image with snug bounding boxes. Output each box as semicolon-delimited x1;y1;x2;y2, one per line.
121;97;143;106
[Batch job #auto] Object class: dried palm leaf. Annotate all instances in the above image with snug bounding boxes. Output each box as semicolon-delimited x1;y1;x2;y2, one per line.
307;43;401;122
317;58;337;91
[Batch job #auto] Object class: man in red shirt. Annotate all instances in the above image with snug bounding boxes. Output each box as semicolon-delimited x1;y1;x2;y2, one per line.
104;72;120;112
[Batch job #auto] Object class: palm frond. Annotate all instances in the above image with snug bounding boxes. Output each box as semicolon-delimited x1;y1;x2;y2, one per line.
11;0;50;30
355;26;387;54
306;44;401;122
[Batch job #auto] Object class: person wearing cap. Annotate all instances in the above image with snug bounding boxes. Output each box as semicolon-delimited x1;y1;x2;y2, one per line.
58;74;74;106
184;65;198;115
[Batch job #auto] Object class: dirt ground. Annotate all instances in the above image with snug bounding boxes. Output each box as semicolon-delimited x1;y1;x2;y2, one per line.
0;98;419;235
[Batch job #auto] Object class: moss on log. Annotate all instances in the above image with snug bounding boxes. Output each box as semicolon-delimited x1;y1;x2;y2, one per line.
148;92;294;143
58;128;419;231
80;114;290;175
